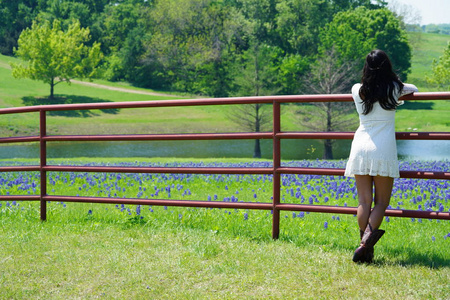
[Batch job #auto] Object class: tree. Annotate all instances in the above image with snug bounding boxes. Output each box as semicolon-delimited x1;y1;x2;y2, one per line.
427;42;450;90
297;48;359;159
319;7;411;81
143;0;248;95
387;0;422;28
92;2;151;83
0;0;43;55
11;19;103;100
228;42;278;158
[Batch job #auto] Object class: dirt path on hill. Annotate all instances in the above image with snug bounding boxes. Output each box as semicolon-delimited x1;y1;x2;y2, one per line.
70;80;181;98
0;62;179;98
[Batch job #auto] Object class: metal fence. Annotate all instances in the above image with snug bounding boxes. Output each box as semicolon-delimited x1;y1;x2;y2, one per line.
0;92;449;239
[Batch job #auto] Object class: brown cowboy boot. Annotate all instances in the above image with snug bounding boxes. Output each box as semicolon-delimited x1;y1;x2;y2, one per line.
356;229;373;263
353;224;385;263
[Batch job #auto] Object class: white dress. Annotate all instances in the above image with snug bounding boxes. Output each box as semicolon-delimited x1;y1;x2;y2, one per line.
344;83;418;178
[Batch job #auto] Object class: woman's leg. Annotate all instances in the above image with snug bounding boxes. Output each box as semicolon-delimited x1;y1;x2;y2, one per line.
354;175;374;231
353;175;392;263
369;176;394;230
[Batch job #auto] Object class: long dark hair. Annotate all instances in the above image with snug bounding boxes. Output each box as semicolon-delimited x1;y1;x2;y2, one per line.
359;49;404;115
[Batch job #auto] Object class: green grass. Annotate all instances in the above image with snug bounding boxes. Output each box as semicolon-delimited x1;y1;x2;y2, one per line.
2;177;446;294
1;206;448;299
0;157;449;299
407;32;450;91
0;54;244;136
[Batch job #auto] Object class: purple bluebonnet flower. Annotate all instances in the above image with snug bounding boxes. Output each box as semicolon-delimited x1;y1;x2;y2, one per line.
88;209;92;215
244;212;248;220
432;236;436;242
324;221;328;229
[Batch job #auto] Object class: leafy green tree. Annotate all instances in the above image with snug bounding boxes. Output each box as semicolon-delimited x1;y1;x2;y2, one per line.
0;0;43;54
319;7;411;80
427;42;450;90
36;0;93;28
11;20;103;100
93;2;151;82
275;0;332;56
144;0;248;95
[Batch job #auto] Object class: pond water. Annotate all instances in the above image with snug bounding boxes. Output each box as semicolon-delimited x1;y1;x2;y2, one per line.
0;139;448;161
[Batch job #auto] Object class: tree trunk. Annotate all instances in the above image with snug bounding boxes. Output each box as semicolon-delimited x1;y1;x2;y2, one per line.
253;103;262;158
323;139;333;159
323;102;333;159
50;77;55;100
253;139;261;158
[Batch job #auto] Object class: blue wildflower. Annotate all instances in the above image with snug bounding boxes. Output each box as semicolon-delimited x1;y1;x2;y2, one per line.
324;221;328;229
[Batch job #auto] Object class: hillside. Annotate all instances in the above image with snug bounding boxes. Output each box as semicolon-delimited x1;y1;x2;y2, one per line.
407;32;450;90
0;32;449;138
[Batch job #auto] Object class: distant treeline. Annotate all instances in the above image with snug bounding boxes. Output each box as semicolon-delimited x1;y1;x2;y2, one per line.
0;0;415;97
407;24;450;35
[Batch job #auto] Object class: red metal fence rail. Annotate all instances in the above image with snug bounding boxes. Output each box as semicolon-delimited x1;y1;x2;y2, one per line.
0;92;449;239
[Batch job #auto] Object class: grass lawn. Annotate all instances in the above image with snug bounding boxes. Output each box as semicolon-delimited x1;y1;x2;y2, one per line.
407;32;449;91
1;157;449;299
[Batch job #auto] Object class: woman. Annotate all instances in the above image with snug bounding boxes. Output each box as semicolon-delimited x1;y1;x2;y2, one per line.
345;50;418;263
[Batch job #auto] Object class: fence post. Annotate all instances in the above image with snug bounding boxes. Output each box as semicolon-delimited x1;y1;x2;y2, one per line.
272;101;281;239
40;110;47;221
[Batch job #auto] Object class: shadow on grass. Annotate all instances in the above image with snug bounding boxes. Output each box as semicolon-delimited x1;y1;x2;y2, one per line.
401;101;434;110
280;233;449;269
22;95;120;117
372;247;450;269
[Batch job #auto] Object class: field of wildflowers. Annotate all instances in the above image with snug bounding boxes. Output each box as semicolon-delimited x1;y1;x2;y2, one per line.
1;159;449;240
1;158;449;298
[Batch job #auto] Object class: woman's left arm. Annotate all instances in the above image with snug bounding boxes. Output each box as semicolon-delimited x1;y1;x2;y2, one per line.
401;83;419;96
